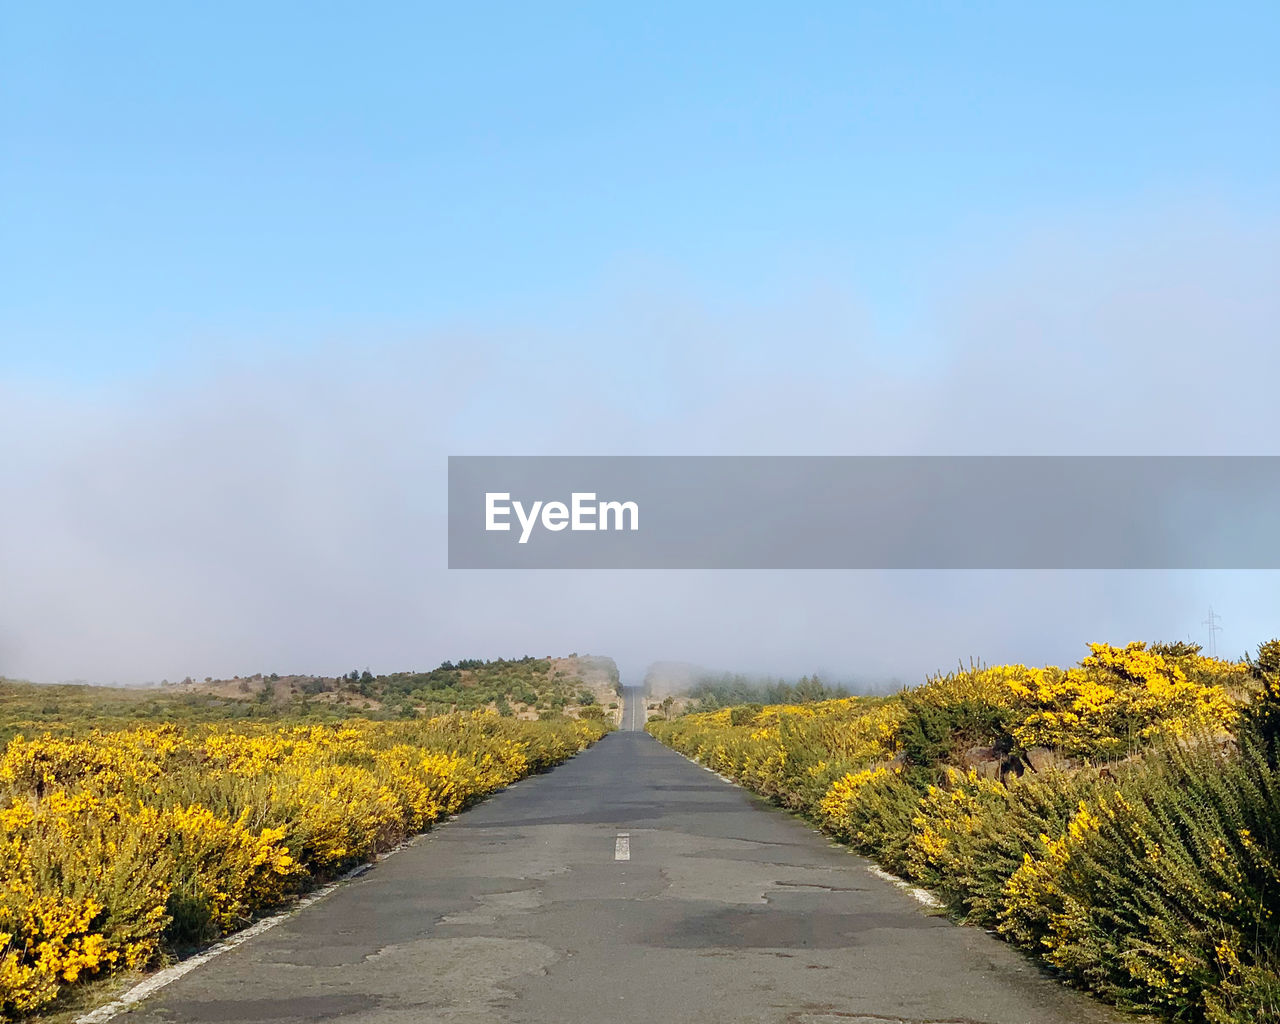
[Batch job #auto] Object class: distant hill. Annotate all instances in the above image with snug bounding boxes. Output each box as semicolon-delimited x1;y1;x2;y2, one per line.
0;654;622;740
178;653;621;718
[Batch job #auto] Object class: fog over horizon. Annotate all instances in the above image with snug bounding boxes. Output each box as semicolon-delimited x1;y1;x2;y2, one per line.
3;204;1278;689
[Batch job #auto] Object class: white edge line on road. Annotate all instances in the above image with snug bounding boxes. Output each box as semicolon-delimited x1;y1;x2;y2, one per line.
76;731;616;1023
865;865;943;908
74;837;422;1024
673;750;738;784
666;748;943;910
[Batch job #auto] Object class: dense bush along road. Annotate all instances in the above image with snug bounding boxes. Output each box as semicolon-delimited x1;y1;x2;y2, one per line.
0;714;608;1020
647;645;1280;1024
114;697;1121;1024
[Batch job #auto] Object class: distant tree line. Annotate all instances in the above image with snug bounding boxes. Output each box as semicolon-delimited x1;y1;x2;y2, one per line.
683;673;853;711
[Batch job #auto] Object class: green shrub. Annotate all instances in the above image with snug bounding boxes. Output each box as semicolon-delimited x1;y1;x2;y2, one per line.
998;732;1280;1022
906;766;1099;926
897;687;1013;769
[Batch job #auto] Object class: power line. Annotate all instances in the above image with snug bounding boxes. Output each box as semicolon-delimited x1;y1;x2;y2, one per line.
1202;605;1223;659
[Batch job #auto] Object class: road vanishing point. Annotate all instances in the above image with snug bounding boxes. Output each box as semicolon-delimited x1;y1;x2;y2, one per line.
119;688;1127;1024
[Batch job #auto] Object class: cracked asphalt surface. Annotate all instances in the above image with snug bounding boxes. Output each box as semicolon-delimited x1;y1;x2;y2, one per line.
122;691;1129;1024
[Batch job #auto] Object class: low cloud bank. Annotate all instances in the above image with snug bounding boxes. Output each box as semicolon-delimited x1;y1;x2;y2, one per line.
2;206;1277;685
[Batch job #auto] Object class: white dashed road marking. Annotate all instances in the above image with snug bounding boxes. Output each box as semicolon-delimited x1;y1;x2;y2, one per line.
615;833;631;861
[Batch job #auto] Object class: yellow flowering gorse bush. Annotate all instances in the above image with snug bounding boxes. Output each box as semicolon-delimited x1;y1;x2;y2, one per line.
650;641;1278;1024
0;712;606;1019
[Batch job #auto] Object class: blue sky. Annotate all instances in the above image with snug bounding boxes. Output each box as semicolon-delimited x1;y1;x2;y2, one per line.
2;4;1278;683
4;3;1276;378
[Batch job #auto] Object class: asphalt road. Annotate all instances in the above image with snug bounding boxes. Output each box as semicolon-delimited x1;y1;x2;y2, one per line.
622;684;646;731
121;689;1127;1024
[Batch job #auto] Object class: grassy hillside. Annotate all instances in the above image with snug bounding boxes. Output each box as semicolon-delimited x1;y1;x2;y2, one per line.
0;654;622;743
648;640;1280;1024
